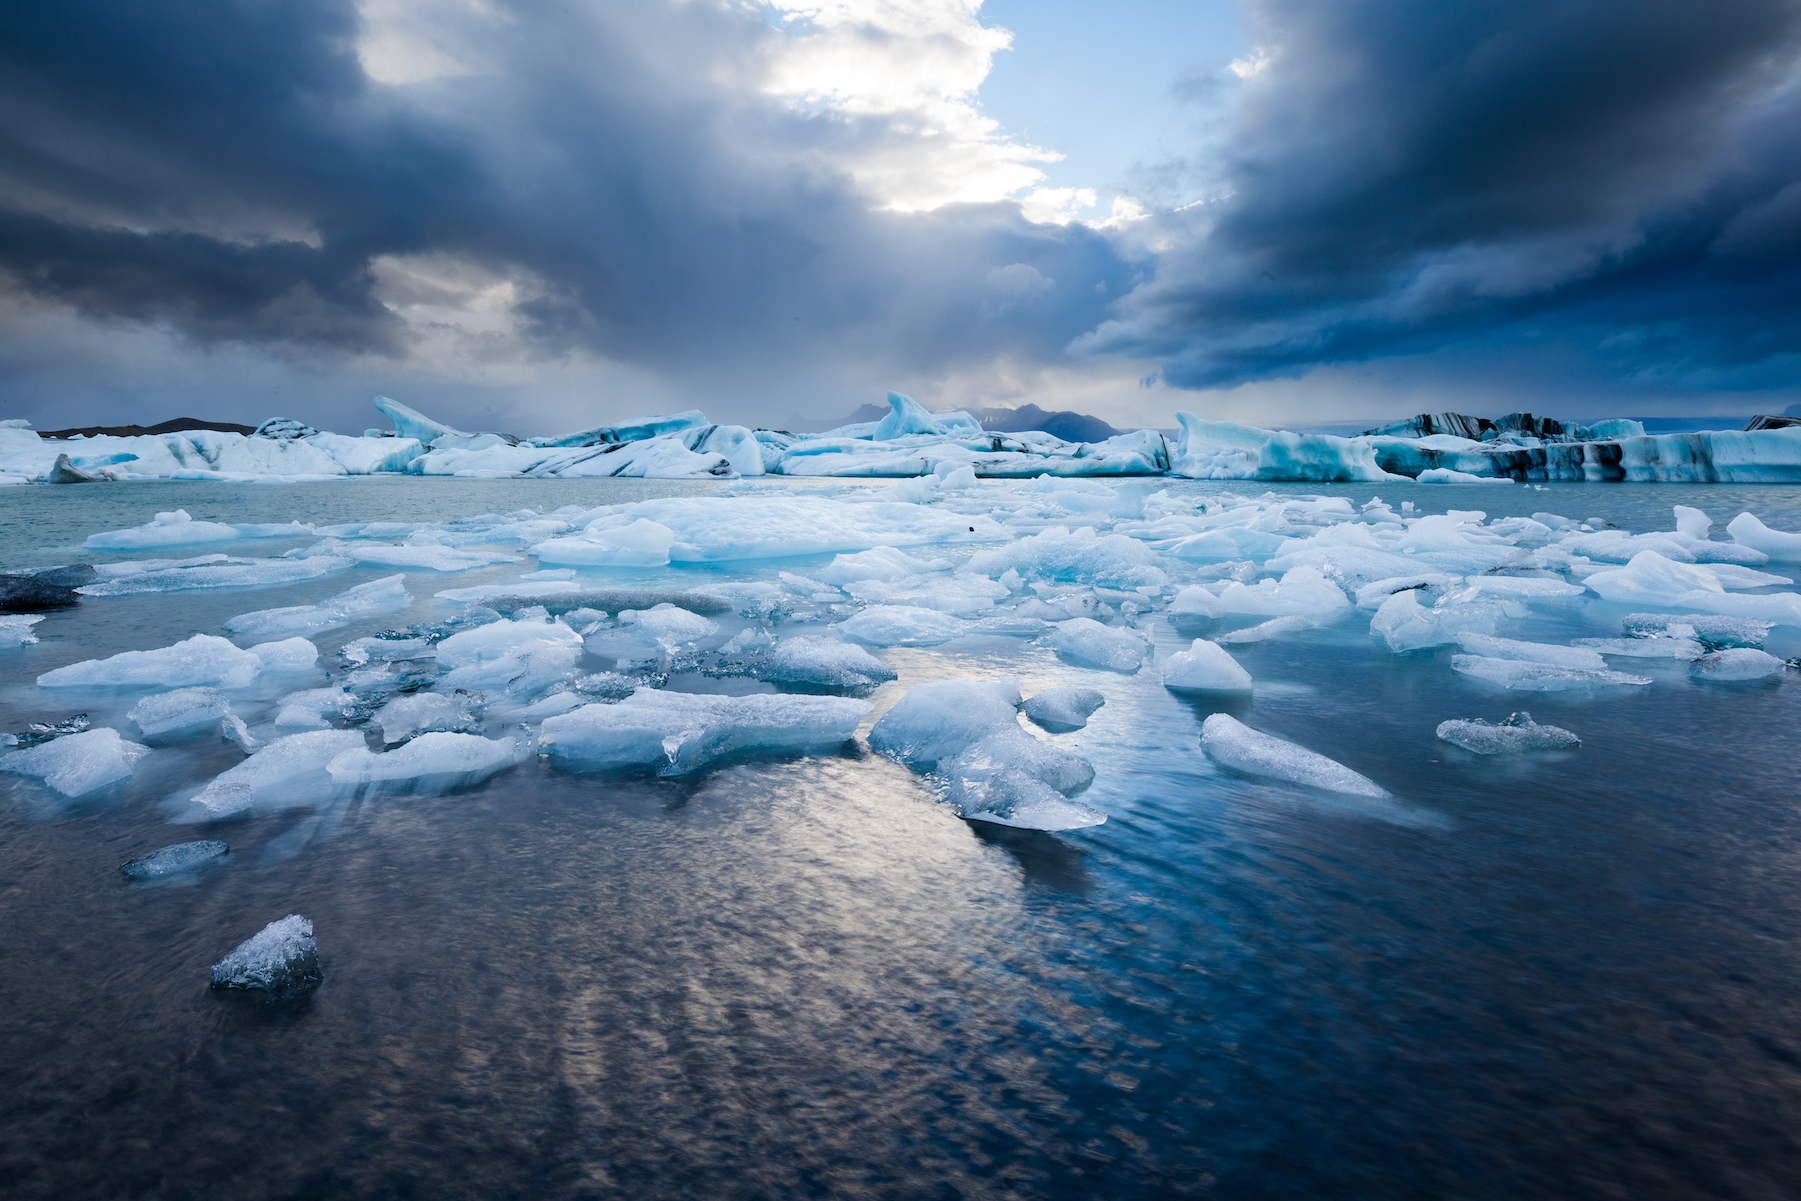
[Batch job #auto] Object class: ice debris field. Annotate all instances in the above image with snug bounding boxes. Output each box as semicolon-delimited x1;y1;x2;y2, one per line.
5;391;1801;486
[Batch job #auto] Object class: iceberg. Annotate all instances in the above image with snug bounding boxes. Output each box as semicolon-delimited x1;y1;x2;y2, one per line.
1450;655;1652;691
1162;639;1254;692
1689;648;1788;681
39;633;267;689
756;636;896;687
327;732;525;791
940;729;1104;830
867;678;1024;766
224;575;412;638
1046;618;1149;672
1021;687;1106;731
210;914;322;1001
1200;714;1389;797
1369;590;1504;652
1;727;148;797
120;840;229;880
538;689;870;774
129;687;232;738
1436;712;1581;754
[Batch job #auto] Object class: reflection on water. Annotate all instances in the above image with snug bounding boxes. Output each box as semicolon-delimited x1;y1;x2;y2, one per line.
2;477;1801;1197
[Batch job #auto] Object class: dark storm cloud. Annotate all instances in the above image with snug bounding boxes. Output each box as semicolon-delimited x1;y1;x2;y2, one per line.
0;0;1126;424
1088;0;1801;390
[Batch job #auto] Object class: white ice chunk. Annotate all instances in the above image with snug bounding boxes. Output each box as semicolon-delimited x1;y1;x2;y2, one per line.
1369;590;1503;652
373;692;469;743
1436;712;1581;754
818;546;953;585
867;677;1023;765
224;575;411;638
1622;613;1773;646
1417;468;1513;484
1727;512;1801;561
250;638;319;674
1216;615;1318;644
300;540;518;572
962;526;1167;589
273;687;354;729
1450;655;1652;691
439;639;581;696
1674;505;1712;539
38;633;264;689
528;518;676;567
1571;636;1705;658
129;687;230;737
1455;633;1608;670
1200;714;1388;797
1689;648;1788;681
1169;585;1225;618
834;605;967;646
77;555;352;596
1354;575;1462;609
941;729;1104;830
1021;687;1106;730
759;636;896;687
618;603;718;650
210;914;321;998
1046;617;1148;672
327;732;524;790
436;613;584;668
188;730;366;817
539;689;870;775
0;614;44;646
1;727;148;797
84;509;242;549
1216;566;1349;618
842;573;1011;614
1162;639;1254;691
1461;575;1587;599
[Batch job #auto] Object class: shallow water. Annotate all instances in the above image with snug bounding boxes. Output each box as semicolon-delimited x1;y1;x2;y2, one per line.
4;477;1801;1199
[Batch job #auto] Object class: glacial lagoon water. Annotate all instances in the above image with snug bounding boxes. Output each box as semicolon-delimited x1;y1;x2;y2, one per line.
4;476;1801;1199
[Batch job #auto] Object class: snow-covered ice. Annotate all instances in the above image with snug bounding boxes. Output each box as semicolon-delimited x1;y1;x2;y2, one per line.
1;727;148;797
210;914;321;1000
1436;712;1581;754
1200;714;1389;797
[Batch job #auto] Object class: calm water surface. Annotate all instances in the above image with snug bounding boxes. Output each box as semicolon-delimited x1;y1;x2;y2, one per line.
3;477;1801;1199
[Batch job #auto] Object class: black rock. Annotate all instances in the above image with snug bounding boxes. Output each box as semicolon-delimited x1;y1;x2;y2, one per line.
24;563;97;588
0;575;81;611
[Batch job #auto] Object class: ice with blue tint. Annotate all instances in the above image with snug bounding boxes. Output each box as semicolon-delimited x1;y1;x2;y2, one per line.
867;678;1025;767
538;690;870;775
120;839;230;880
940;729;1105;831
1021;687;1105;731
129;687;232;738
756;637;895;688
1046;618;1149;672
1200;714;1389;797
1690;649;1789;681
1451;656;1654;691
77;555;353;596
1163;639;1254;692
186;730;367;818
1436;712;1581;754
225;575;411;638
210;914;320;1000
0;614;43;647
835;605;966;647
327;732;525;791
2;727;148;797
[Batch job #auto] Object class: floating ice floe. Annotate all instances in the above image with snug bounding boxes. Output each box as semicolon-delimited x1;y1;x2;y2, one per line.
327;732;525;791
187;730;367;817
120;840;229;879
867;678;1025;766
939;729;1105;830
1450;655;1653;691
834;605;966;647
1169;585;1225;618
538;689;870;774
76;554;354;597
1436;712;1581;753
38;634;314;690
1621;613;1773;647
1369;590;1505;652
1;727;148;797
755;636;895;687
1454;633;1608;670
1689;649;1789;681
1216;615;1318;644
129;687;232;738
1021;687;1106;730
0;614;43;646
1200;714;1389;797
224;575;411;638
211;914;321;1001
1162;639;1254;692
1046;618;1149;672
84;509;312;549
1727;512;1801;560
372;693;472;743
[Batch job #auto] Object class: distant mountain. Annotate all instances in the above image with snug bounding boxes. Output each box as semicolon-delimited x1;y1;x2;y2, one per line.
36;417;258;439
779;402;1122;441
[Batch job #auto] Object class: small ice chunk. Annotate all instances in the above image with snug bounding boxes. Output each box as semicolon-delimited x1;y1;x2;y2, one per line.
1046;618;1148;673
273;687;354;729
120;840;229;879
224;575;411;638
941;729;1104;830
1436;712;1581;754
220;714;260;753
719;627;773;655
757;636;896;687
539;689;870;774
1216;615;1317;644
1727;512;1801;561
436;613;583;668
1450;655;1652;691
618;603;718;650
1455;633;1608;670
1571;636;1705;658
1689;648;1788;681
818;546;952;585
327;732;524;790
1162;639;1254;692
1169;585;1224;618
1621;612;1773;649
0;614;44;646
129;687;230;738
1370;590;1503;652
341;635;436;666
1200;714;1388;797
1021;687;1106;730
85;509;242;550
1355;575;1461;609
189;730;366;817
372;692;470;743
1462;576;1587;599
867;677;1023;765
1;727;148;797
1583;551;1724;605
210;915;321;1000
834;605;966;647
250;637;319;674
1673;506;1712;539
38;634;263;689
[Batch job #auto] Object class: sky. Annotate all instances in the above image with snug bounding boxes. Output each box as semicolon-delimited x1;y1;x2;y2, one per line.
1;0;1799;437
